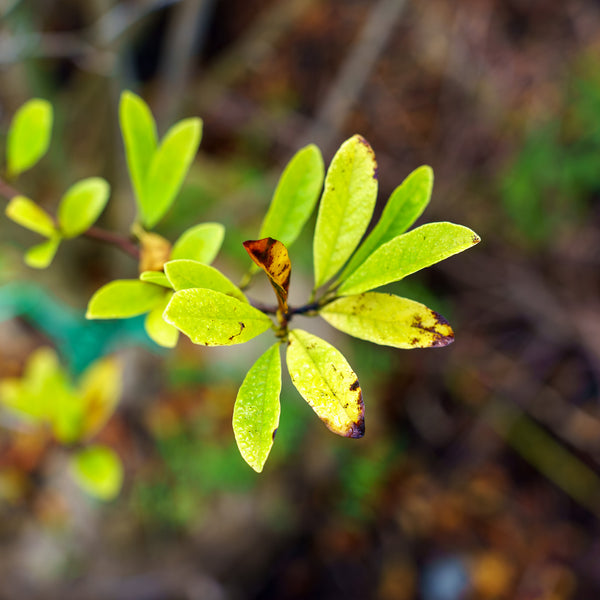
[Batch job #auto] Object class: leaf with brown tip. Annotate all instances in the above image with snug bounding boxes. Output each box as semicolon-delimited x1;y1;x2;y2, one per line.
286;329;364;438
244;238;291;313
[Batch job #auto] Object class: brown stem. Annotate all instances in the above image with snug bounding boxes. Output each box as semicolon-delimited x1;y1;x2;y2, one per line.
0;177;20;200
85;226;140;259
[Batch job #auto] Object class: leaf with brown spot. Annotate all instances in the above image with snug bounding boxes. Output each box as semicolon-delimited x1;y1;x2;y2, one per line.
286;329;364;438
163;288;272;346
244;238;291;313
313;135;378;288
320;292;454;348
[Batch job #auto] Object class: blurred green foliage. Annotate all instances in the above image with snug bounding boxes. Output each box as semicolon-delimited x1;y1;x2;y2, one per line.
501;64;600;243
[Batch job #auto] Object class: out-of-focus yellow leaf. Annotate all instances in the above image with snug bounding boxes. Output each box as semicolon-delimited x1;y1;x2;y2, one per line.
70;445;123;501
78;357;122;439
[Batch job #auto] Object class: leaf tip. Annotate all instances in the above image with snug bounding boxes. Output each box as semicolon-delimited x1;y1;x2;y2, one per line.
347;414;365;438
249;460;264;473
353;134;378;179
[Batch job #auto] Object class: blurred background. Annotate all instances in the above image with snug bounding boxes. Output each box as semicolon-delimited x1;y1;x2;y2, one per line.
1;0;600;598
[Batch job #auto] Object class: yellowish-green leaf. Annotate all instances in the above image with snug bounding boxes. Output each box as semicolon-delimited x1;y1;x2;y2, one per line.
340;166;433;280
243;238;291;313
25;234;61;269
50;389;85;444
6;99;53;177
286;329;364;438
320;292;454;348
78;356;122;440
259;144;324;248
70;445;123;501
313;135;378;288
4;347;79;442
139;270;172;288
233;343;281;472
141;118;202;228
164;288;271;346
164;259;247;302
0;380;25;415
86;280;164;319
338;222;481;296
171;222;225;263
144;292;179;348
3;347;64;421
57;177;110;238
5;195;55;237
24;347;61;391
119;91;158;210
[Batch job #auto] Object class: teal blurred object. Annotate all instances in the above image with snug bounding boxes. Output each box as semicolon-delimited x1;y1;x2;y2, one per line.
0;281;160;373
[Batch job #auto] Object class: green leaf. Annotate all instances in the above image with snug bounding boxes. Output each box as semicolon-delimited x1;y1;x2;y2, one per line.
139;270;172;288
233;343;282;472
25;234;61;269
164;259;247;302
6;99;53;177
259;144;324;248
144;292;179;348
78;356;122;440
5;195;55;237
286;329;364;438
337;222;481;296
119;91;158;211
70;445;123;501
141;118;202;228
57;177;110;238
340;165;433;280
320;292;454;348
164;288;271;346
170;222;224;263
50;389;85;444
313;135;378;288
86;280;165;319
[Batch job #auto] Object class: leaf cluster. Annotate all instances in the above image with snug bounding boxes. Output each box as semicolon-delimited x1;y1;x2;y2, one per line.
0;348;123;500
2;92;480;476
3;99;112;268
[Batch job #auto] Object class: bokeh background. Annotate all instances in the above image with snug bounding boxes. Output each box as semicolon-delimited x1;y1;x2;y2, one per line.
2;0;600;598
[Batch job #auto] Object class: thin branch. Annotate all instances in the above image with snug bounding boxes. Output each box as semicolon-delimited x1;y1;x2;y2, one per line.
84;226;140;259
0;177;139;260
0;177;20;200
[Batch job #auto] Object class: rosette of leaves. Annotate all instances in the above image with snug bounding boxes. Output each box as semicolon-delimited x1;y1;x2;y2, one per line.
2;99;112;268
86;222;227;348
0;347;124;500
162;135;481;472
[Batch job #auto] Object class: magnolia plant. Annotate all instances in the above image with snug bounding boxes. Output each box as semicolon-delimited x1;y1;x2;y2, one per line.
2;92;480;475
